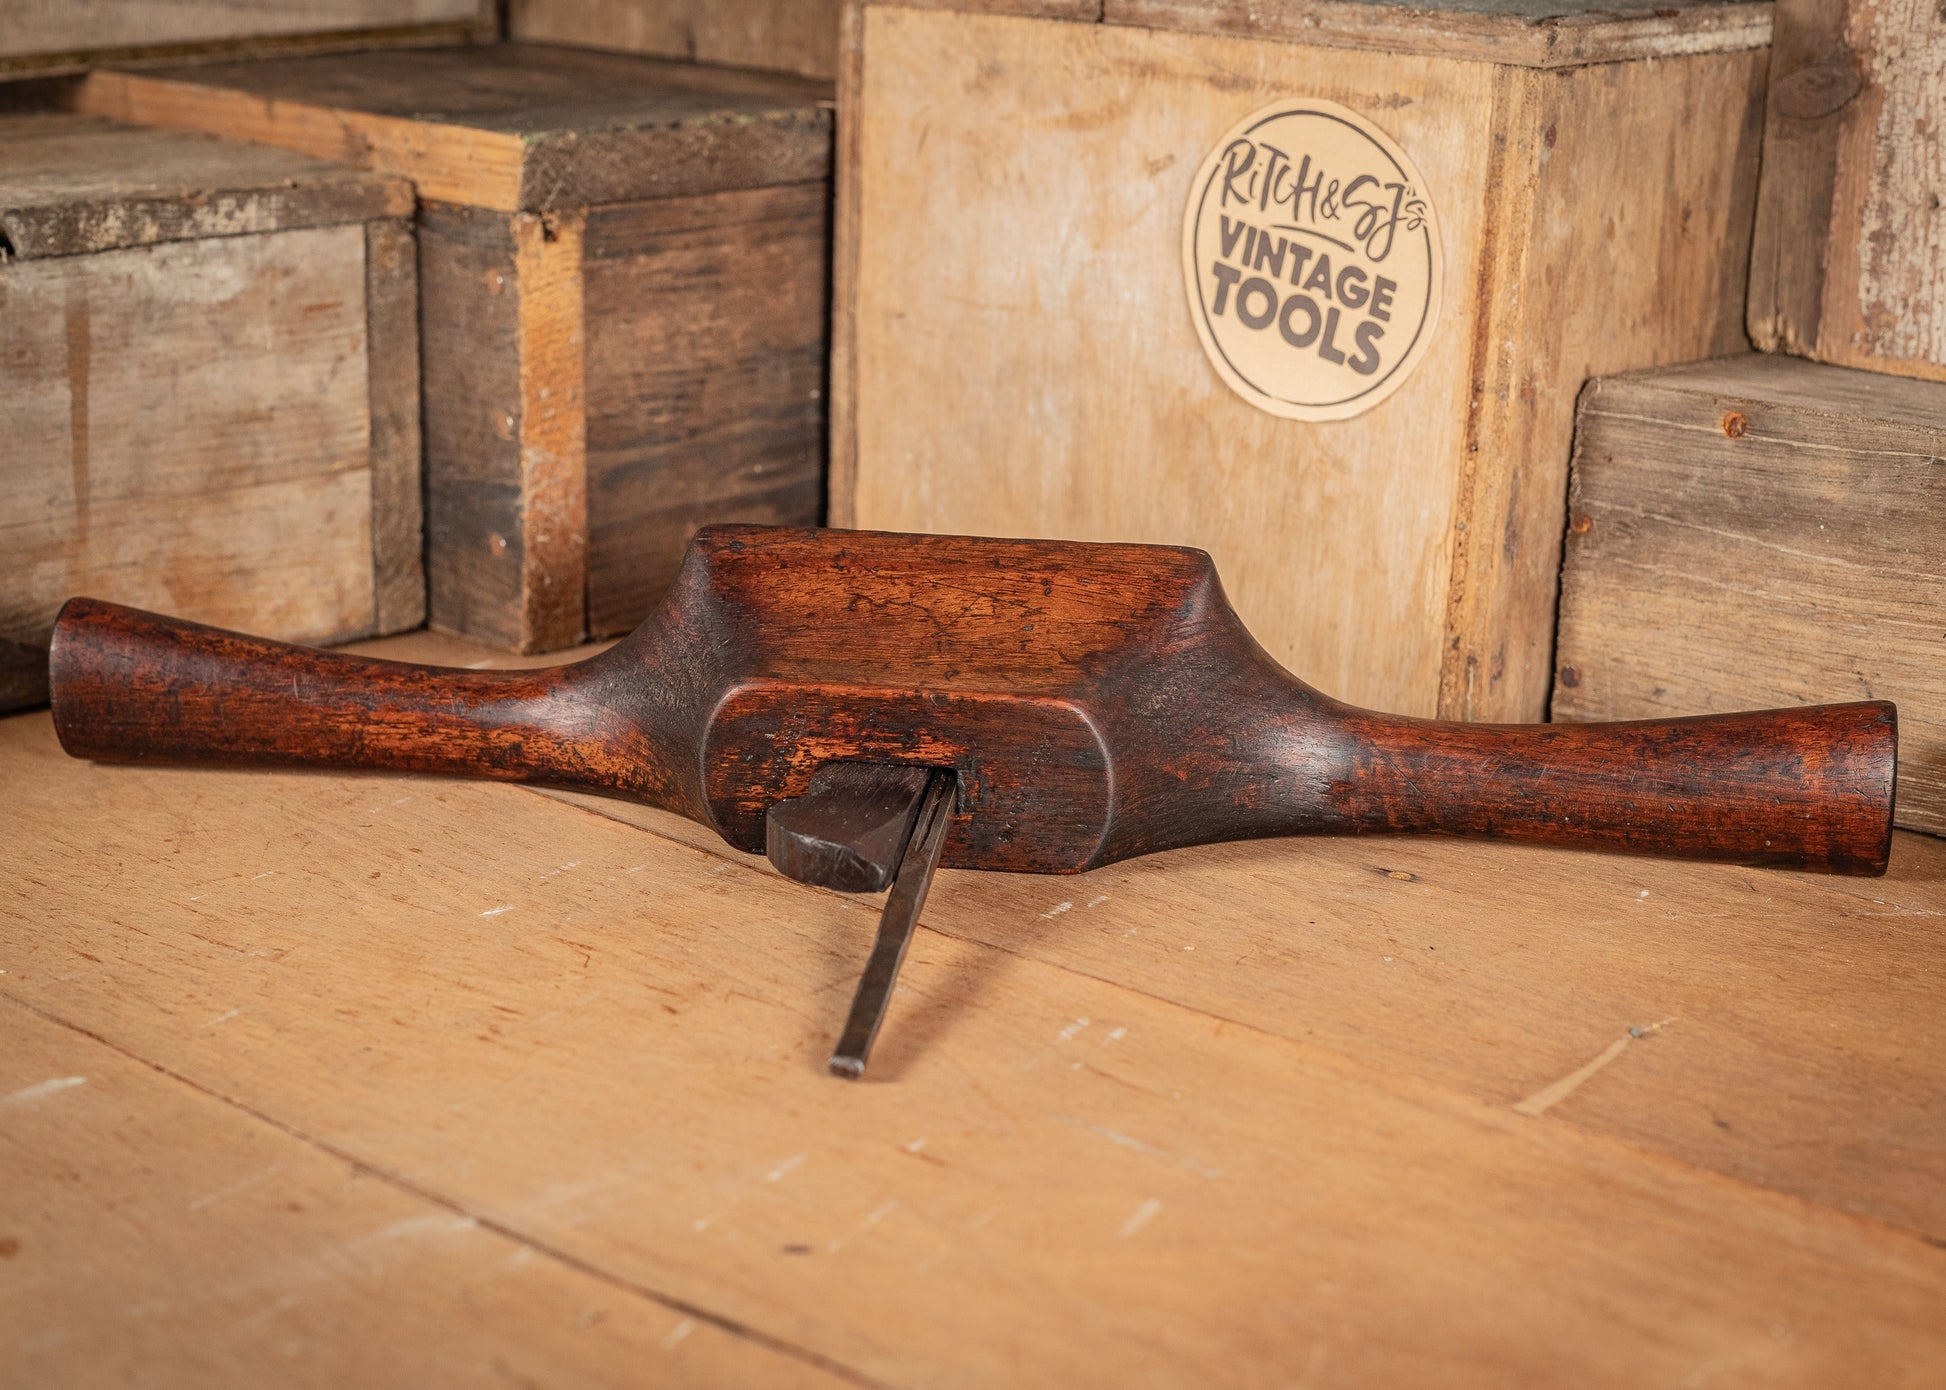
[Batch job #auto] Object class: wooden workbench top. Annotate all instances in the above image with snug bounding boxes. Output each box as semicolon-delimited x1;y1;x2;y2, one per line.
5;631;1944;1386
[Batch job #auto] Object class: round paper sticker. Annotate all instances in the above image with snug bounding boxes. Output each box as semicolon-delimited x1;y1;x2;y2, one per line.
1182;99;1442;421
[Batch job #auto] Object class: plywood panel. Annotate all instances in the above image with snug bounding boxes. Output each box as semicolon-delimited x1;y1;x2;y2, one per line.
1552;354;1946;835
4;706;1945;1384
847;9;1493;714
0;226;377;652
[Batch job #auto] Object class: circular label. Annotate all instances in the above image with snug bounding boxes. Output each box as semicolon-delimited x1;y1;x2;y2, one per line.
1181;99;1442;421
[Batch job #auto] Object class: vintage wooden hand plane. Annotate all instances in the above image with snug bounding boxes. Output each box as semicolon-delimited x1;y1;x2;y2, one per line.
48;526;1898;1076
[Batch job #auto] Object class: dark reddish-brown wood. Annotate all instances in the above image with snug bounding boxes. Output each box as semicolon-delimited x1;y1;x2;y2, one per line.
48;526;1899;876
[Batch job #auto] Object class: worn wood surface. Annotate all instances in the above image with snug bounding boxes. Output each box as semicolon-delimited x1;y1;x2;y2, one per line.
1103;0;1770;67
74;44;835;214
0;226;382;691
46;526;1899;876
1553;355;1946;837
6;676;1946;1384
71;46;834;653
510;0;845;79
0;0;492;76
0;112;413;259
1748;0;1946;383
0;999;840;1389
416;198;590;654
834;7;1760;720
584;185;827;637
0;114;422;702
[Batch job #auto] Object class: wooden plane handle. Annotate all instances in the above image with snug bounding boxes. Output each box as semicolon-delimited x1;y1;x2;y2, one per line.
46;598;705;816
1323;702;1899;874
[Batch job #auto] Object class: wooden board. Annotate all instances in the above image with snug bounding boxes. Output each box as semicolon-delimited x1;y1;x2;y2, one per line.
835;6;1760;719
1552;354;1946;836
74;44;835;214
0;112;412;258
0;1000;839;1388
1107;0;1772;67
509;0;845;80
583;184;828;636
1;227;377;658
4;690;1945;1383
0;114;423;692
0;0;492;77
1748;0;1946;383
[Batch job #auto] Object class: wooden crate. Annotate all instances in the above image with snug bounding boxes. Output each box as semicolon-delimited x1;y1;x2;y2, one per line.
0;112;422;712
831;0;1770;720
0;0;493;80
509;0;842;80
1749;0;1945;383
1553;354;1946;835
78;43;834;652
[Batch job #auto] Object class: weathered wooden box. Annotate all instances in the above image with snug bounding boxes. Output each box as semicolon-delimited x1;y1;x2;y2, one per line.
1749;0;1945;384
0;112;422;711
80;43;834;652
832;0;1769;719
1554;354;1945;835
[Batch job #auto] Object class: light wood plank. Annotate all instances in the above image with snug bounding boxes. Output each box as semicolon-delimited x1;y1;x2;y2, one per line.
0;999;846;1388
512;208;591;651
76;45;834;214
0;226;377;653
1552;354;1946;834
1435;49;1763;720
4;710;1945;1385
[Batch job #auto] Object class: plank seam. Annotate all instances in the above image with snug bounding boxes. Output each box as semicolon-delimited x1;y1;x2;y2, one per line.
0;990;892;1390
